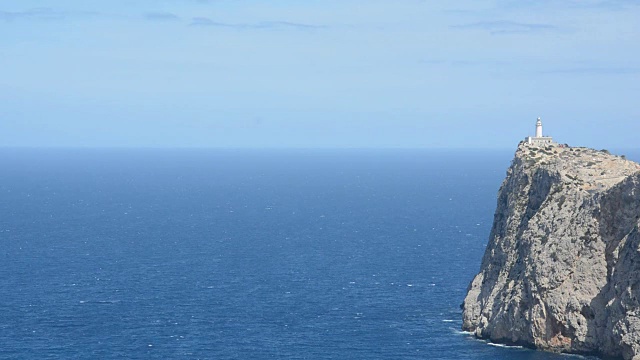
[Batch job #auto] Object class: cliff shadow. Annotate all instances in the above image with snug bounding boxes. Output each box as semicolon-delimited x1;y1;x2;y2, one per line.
585;174;640;359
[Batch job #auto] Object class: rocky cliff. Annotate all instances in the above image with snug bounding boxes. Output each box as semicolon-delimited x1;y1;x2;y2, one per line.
462;142;640;359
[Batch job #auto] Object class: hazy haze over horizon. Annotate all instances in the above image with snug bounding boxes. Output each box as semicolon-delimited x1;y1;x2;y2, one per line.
2;0;639;149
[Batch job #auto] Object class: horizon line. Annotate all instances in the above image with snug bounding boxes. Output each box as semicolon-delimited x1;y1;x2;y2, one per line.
0;145;521;151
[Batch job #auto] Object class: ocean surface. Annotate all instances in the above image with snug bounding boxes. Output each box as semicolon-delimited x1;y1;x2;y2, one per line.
3;148;635;360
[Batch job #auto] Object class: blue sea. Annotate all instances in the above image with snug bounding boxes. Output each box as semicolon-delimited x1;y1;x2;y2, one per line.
3;148;626;360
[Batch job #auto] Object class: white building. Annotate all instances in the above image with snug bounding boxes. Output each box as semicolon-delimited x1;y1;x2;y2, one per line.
525;117;554;145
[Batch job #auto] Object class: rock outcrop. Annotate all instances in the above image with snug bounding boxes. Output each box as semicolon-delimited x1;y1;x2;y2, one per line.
462;142;640;359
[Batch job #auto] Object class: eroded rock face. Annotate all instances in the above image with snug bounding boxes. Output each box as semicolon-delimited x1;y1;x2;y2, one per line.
462;143;640;359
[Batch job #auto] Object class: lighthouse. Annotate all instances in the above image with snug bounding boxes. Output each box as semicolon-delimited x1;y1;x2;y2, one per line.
525;117;554;145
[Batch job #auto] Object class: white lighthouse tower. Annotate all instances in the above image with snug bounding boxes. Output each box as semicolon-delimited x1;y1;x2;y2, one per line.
535;117;543;137
525;117;554;145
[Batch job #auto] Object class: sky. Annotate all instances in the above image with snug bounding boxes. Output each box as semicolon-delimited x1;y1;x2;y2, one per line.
1;0;639;149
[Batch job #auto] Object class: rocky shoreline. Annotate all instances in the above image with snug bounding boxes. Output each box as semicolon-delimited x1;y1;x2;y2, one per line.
462;142;640;359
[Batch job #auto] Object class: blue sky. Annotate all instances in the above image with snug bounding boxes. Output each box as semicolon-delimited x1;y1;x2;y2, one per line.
1;0;639;148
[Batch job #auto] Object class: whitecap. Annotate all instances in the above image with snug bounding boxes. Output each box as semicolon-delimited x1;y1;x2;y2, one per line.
559;353;592;358
95;300;120;304
487;342;524;349
451;329;474;335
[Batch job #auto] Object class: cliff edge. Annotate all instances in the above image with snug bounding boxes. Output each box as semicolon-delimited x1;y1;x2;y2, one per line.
462;142;640;359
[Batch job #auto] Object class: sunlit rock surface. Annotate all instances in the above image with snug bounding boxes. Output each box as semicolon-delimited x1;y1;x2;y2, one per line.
463;142;640;359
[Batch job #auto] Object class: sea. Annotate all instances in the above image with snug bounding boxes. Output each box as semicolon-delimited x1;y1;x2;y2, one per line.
3;148;634;360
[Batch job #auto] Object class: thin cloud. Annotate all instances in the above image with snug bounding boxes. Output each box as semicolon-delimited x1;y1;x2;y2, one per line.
0;7;107;23
498;0;640;11
419;59;514;68
190;17;326;30
543;66;640;75
452;20;558;35
0;8;64;22
190;17;238;27
145;12;181;22
263;21;327;30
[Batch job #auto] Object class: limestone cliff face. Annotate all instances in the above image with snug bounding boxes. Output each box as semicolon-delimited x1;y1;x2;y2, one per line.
463;142;640;359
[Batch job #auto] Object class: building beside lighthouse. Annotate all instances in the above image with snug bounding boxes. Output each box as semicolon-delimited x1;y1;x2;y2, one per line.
525;117;554;145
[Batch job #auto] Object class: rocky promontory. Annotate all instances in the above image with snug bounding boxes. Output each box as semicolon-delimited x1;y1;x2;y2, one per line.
462;142;640;359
